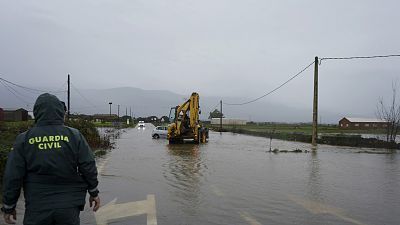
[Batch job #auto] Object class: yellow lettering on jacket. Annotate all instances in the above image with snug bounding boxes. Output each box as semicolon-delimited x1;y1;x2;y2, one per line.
47;142;53;149
29;135;70;150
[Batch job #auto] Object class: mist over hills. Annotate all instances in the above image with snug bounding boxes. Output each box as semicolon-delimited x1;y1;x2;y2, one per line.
0;86;343;123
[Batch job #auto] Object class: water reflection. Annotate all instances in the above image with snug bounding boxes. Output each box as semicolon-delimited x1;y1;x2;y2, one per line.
79;129;400;225
306;151;323;202
163;144;207;216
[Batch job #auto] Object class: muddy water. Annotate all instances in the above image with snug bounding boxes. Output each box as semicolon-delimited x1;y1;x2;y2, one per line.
80;124;400;225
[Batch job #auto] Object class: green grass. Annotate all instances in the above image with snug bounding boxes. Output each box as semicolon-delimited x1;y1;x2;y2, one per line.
208;123;386;135
206;123;397;149
93;121;114;127
0;121;34;180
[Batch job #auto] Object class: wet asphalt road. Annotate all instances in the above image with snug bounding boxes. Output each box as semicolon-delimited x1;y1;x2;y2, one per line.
19;123;399;225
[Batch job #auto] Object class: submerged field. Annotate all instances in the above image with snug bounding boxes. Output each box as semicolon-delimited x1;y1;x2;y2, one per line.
207;123;398;149
208;123;387;135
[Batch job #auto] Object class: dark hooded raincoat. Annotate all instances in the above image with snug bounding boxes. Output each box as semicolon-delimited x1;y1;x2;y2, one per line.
2;93;98;212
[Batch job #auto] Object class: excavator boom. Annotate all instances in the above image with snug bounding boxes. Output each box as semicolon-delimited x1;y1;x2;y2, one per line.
167;92;208;144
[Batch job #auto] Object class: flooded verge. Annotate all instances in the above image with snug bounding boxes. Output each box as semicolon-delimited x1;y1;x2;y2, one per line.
214;126;400;150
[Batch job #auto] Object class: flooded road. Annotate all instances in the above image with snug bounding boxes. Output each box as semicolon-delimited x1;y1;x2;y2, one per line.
81;124;400;225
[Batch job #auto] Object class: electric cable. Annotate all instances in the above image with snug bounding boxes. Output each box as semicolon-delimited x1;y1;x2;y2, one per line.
0;80;33;106
70;82;98;108
1;79;32;100
55;81;68;93
0;77;66;94
224;60;315;106
208;101;221;114
320;54;400;61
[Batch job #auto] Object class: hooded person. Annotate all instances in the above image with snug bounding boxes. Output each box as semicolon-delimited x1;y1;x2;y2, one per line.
1;93;100;225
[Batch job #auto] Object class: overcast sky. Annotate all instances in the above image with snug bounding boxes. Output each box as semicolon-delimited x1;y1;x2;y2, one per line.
1;0;399;119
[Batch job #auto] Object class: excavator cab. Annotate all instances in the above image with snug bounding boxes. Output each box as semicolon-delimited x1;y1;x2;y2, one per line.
168;106;177;123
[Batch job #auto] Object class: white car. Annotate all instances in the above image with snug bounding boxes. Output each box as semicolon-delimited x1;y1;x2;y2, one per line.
152;126;168;139
138;121;145;128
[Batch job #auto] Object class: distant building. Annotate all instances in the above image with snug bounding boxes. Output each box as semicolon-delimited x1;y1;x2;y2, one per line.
0;108;4;121
339;117;388;129
69;114;93;121
3;108;29;121
210;118;247;125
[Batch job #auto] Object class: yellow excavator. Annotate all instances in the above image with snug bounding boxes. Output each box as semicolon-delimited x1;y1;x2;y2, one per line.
167;92;209;144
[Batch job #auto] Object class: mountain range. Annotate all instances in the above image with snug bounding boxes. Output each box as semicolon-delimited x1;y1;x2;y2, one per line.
0;86;343;123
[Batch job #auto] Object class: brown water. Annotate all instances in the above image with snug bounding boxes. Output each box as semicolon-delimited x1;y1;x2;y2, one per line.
80;124;398;224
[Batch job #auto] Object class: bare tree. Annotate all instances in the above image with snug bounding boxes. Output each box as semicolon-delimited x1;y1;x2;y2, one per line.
376;81;400;145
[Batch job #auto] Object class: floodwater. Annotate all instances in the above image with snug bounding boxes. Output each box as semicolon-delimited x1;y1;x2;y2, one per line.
80;124;400;225
6;123;399;225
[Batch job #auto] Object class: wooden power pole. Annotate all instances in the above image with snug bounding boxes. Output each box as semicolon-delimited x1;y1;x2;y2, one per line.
117;105;120;121
67;74;70;120
312;57;319;149
220;100;223;132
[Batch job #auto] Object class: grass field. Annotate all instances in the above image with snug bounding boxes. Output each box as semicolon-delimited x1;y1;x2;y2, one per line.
208;123;386;135
0;121;34;181
206;123;398;149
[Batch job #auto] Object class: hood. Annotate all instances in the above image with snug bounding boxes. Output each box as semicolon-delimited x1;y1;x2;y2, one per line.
34;93;65;126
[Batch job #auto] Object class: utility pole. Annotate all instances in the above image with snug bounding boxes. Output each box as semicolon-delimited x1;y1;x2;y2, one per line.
109;102;112;117
130;106;132;125
67;74;70;120
126;107;127;117
312;56;319;149
117;105;120;122
220;100;223;132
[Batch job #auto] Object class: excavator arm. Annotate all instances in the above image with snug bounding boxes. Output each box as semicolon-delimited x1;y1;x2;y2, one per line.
167;92;208;144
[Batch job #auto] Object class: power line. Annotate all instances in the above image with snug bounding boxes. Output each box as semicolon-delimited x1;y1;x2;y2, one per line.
70;82;98;108
0;80;33;106
1;79;32;100
320;54;400;62
224;60;315;106
55;81;68;93
0;77;66;94
208;101;221;114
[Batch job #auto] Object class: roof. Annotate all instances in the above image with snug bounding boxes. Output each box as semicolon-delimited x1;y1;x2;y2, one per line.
2;108;28;112
343;117;387;123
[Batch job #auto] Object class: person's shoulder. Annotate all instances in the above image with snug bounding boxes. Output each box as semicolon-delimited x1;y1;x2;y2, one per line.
63;125;81;135
12;130;29;148
16;130;29;140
